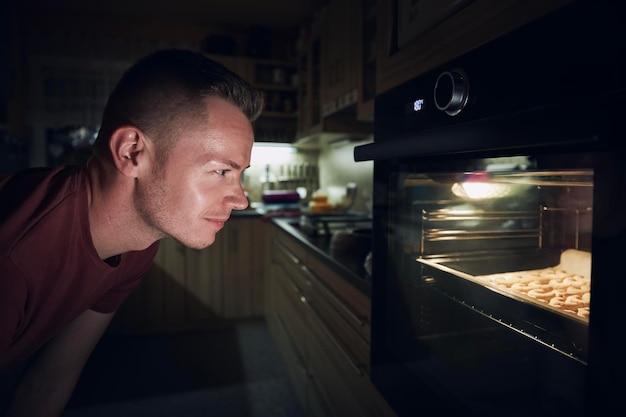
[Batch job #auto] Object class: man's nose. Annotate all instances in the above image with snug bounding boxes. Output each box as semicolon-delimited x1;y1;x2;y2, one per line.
230;185;249;211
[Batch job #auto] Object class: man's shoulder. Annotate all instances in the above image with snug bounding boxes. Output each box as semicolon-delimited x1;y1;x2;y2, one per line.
0;165;88;252
0;165;86;196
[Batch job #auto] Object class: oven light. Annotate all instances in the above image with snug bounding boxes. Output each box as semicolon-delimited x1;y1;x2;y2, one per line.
451;172;514;199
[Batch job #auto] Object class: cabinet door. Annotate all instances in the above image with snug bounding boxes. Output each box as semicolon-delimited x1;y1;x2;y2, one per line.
357;0;377;121
296;25;322;136
148;237;187;326
115;219;264;331
266;228;312;413
376;0;572;94
303;254;371;373
321;0;360;116
221;217;265;318
305;301;396;417
270;262;311;408
266;225;397;417
114;237;187;331
185;244;222;321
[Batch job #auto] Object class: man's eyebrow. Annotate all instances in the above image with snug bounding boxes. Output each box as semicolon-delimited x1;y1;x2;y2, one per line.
206;159;249;170
224;159;250;171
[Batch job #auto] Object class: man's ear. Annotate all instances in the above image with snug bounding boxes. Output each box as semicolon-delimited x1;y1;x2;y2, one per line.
109;126;147;177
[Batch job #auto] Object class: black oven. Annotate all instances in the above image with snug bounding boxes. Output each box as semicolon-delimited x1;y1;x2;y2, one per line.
355;1;626;416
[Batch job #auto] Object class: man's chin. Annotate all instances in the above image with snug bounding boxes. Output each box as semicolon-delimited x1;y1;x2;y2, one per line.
173;234;217;250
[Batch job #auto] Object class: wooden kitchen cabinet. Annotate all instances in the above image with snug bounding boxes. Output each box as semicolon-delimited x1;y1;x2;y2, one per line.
265;224;396;417
357;0;377;121
376;0;572;95
113;237;189;331
296;0;374;141
113;216;265;333
221;216;266;318
320;0;360;118
296;20;322;137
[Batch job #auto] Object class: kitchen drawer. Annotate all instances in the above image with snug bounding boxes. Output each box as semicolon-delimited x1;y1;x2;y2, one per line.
273;227;309;262
270;264;310;404
269;246;337;417
306;306;397;417
272;235;310;291
305;253;371;343
301;267;370;374
270;312;309;407
266;221;396;417
273;264;309;357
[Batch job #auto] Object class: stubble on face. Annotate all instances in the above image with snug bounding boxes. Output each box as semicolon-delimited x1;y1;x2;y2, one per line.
134;156;171;241
134;156;221;249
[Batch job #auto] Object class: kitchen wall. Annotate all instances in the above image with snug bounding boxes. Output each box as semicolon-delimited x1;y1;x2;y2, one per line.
245;144;319;204
317;137;373;215
246;137;374;215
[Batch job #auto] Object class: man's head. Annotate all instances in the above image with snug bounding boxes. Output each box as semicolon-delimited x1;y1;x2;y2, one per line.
91;50;264;249
93;49;264;161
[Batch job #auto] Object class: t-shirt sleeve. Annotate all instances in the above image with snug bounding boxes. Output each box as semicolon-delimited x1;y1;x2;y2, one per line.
90;242;160;313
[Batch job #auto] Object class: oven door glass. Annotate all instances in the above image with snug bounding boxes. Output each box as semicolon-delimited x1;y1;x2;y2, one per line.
385;153;592;416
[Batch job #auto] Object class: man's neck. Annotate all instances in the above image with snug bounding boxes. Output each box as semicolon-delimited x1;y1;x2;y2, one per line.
86;157;159;259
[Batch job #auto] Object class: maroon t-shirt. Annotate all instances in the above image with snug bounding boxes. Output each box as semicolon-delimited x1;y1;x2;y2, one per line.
0;165;159;371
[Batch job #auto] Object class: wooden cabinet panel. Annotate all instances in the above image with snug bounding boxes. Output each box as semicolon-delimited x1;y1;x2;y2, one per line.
221;217;265;318
296;0;375;140
269;264;310;405
185;244;222;321
307;314;395;417
357;0;377;121
321;0;360;116
114;217;265;332
266;224;397;417
300;258;370;375
306;254;371;343
376;0;572;94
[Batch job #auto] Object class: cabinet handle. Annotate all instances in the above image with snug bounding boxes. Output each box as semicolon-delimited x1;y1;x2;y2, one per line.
275;237;367;326
300;295;365;377
277;264;302;295
274;238;303;267
300;264;367;327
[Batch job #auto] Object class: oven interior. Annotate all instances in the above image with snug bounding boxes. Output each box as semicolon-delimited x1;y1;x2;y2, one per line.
385;156;592;415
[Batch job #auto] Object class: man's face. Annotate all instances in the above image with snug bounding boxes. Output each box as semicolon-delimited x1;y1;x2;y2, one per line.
135;97;254;249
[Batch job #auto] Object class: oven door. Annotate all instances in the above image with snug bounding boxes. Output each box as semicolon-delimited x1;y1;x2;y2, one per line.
367;148;626;417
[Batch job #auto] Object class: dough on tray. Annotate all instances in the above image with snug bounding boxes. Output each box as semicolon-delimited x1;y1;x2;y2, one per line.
475;249;591;320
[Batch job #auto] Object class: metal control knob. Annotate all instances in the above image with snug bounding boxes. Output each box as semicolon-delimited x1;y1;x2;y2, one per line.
434;68;470;116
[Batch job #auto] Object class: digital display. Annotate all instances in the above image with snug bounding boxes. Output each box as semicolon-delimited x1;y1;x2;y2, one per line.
413;98;425;112
406;97;426;116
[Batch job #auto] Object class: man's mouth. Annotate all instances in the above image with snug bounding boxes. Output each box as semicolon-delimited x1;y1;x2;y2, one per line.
206;217;229;228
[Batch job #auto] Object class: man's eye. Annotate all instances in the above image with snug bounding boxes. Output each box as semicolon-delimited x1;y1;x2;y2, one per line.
215;170;227;176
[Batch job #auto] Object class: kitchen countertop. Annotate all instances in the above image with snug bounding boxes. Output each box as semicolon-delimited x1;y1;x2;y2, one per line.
230;206;373;296
270;216;372;297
